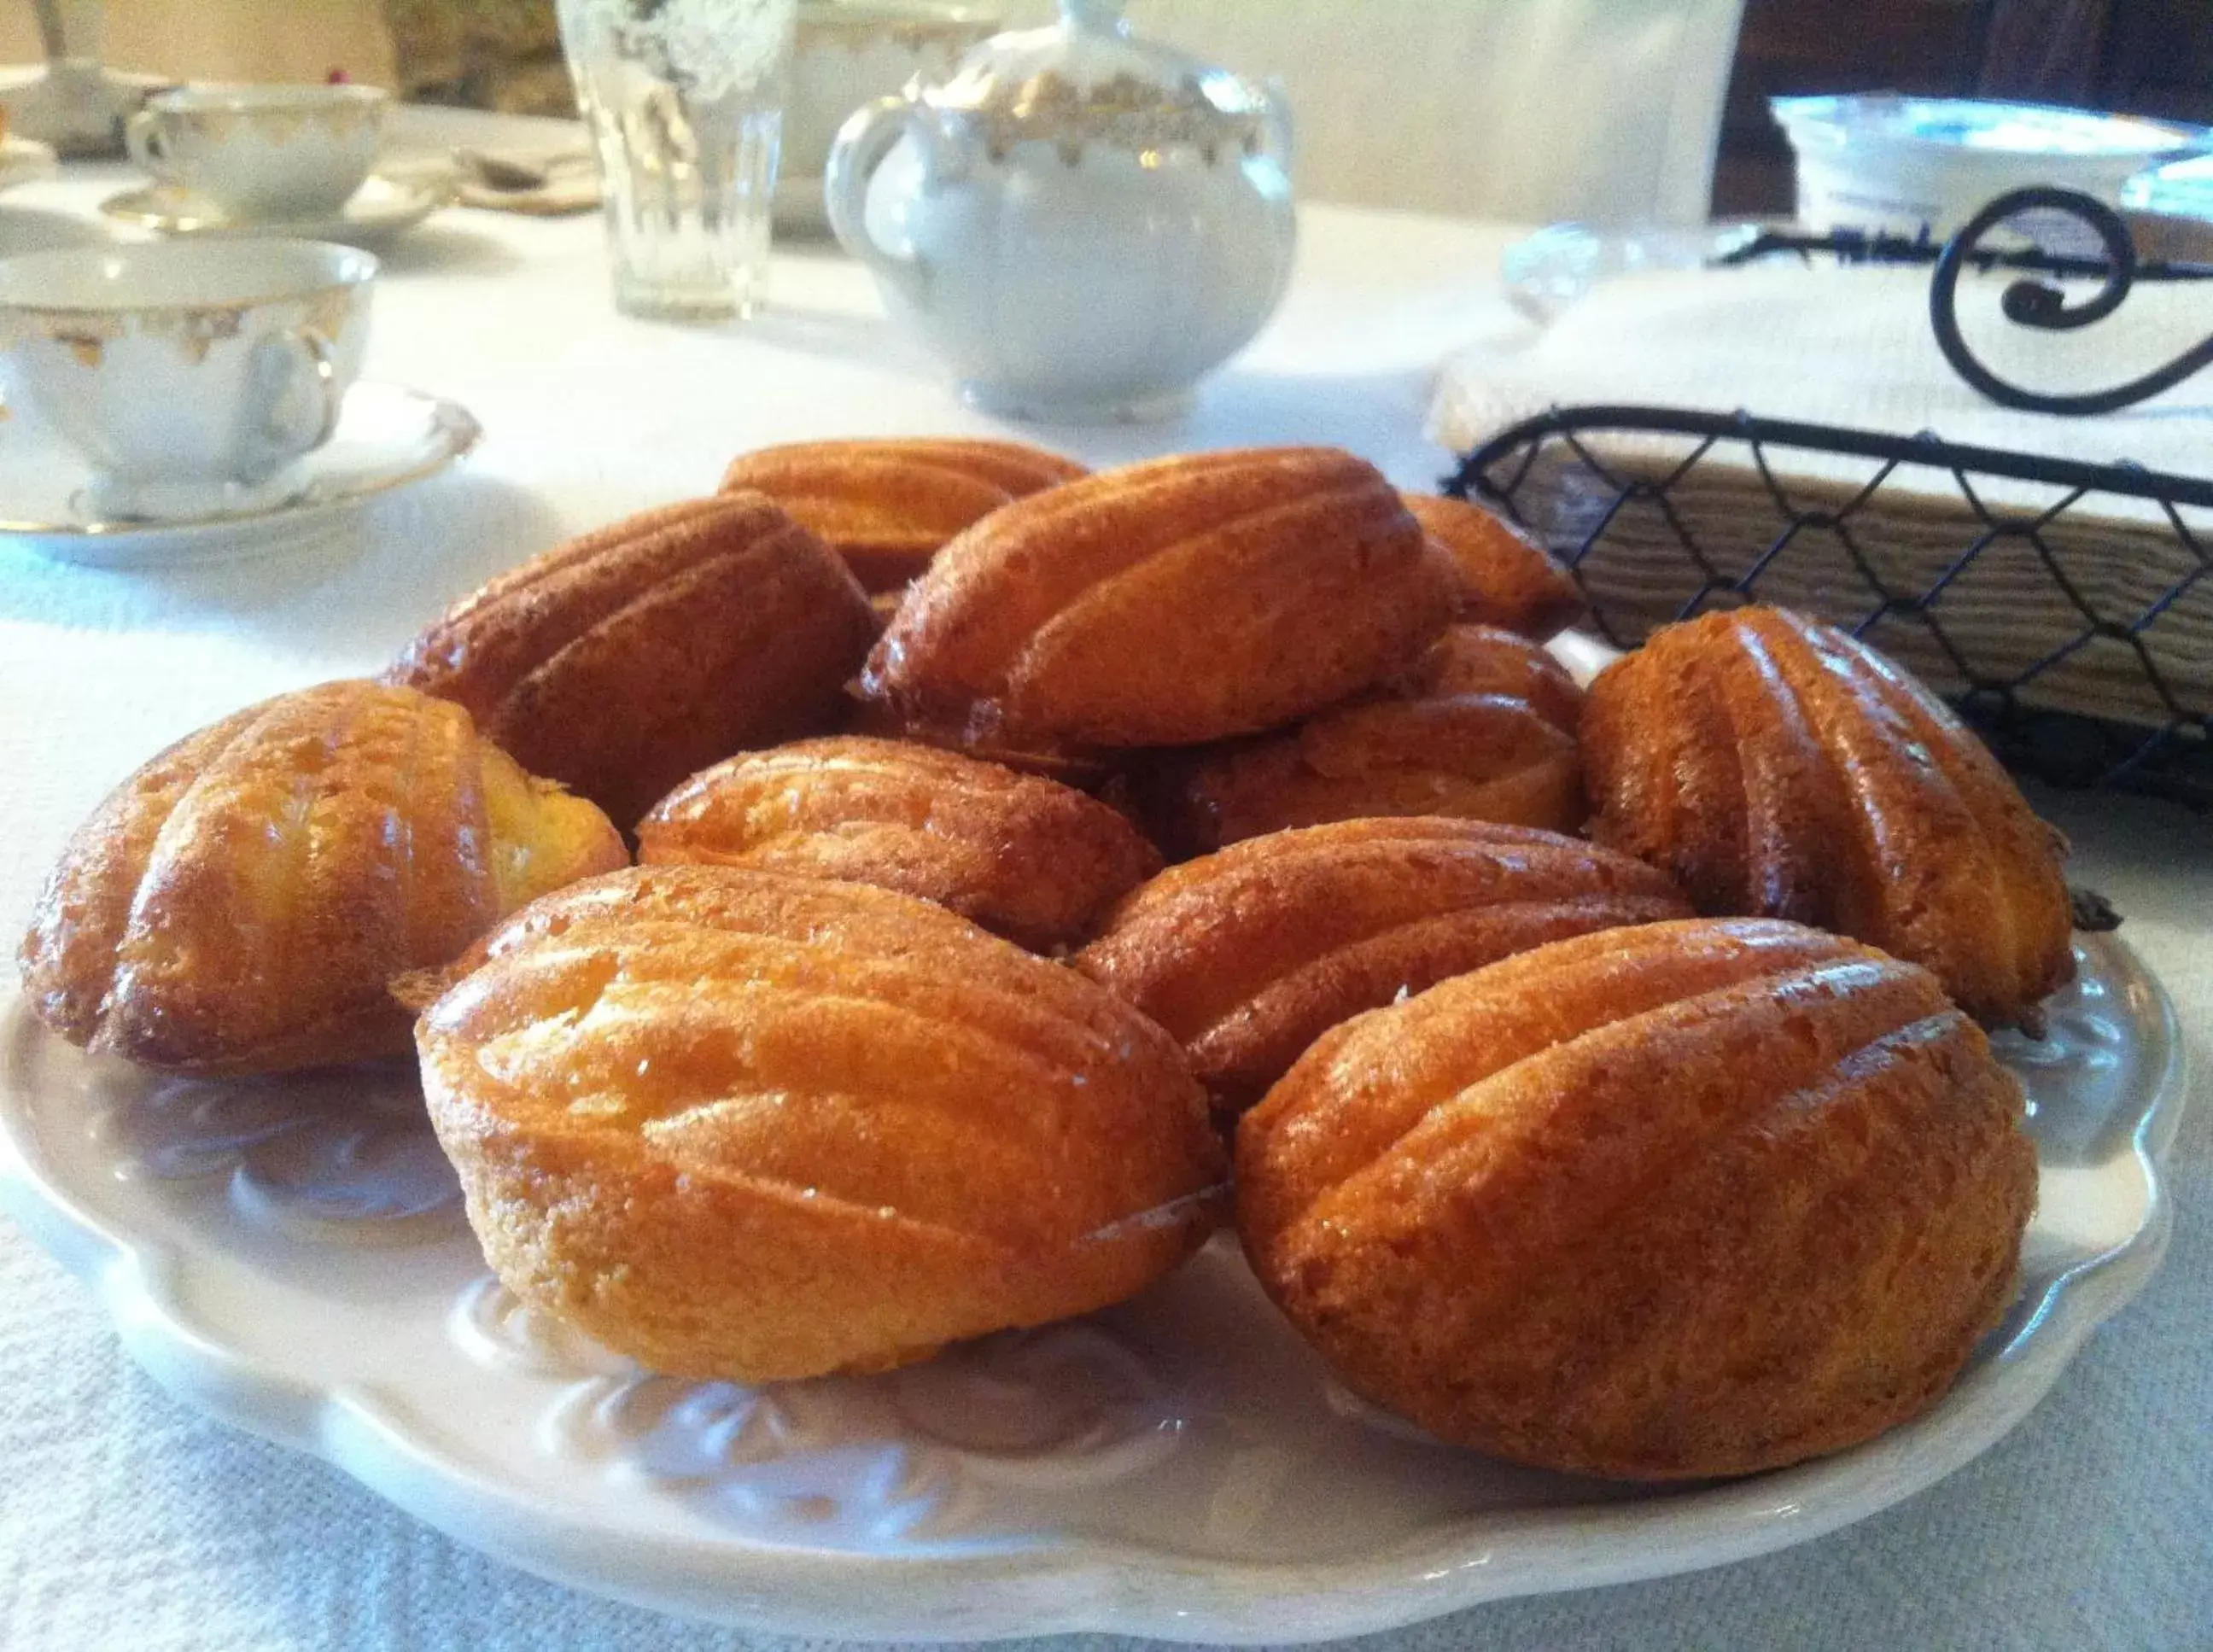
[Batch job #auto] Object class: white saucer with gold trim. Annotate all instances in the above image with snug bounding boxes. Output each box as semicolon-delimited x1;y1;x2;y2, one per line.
98;170;454;248
0;382;480;569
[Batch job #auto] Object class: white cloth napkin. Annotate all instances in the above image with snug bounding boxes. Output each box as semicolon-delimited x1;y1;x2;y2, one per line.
1428;261;2213;728
1432;259;2213;472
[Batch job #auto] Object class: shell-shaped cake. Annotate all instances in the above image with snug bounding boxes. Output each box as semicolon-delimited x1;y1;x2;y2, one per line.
1237;918;2037;1480
719;437;1089;592
417;865;1223;1381
1075;818;1690;1115
1580;605;2073;1026
837;690;1115;788
636;735;1161;951
1401;493;1584;640
1135;624;1585;856
1414;621;1583;726
860;447;1455;751
386;493;879;828
18;680;626;1077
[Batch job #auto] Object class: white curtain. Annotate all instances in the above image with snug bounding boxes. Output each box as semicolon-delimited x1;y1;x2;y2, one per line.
1117;0;1748;222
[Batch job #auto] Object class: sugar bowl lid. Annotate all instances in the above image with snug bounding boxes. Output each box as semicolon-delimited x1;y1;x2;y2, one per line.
917;0;1283;162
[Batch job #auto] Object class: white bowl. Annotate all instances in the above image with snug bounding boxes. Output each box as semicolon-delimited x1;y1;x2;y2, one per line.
1772;95;2210;237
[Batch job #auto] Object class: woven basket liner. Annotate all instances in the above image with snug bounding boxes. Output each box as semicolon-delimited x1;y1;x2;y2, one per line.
1509;435;2213;730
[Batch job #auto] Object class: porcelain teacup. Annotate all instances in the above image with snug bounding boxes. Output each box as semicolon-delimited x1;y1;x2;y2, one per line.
126;84;389;220
0;239;377;519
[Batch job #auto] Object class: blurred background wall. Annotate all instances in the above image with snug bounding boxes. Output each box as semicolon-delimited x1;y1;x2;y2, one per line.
0;1;396;89
8;0;2209;216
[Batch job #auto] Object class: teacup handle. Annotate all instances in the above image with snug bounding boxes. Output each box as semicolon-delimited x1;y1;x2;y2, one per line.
125;110;182;187
826;97;926;308
288;330;345;450
236;327;344;482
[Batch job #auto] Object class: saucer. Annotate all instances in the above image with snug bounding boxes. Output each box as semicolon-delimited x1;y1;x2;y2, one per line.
0;382;481;569
98;171;455;248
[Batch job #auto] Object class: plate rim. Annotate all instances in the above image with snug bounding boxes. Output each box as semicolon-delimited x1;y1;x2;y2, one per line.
0;932;2187;1643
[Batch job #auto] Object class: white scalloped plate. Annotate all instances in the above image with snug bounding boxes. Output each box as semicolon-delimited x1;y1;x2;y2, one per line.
0;935;2184;1643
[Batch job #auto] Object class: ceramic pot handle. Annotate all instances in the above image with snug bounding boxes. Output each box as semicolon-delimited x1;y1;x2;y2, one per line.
1261;75;1296;171
826;96;925;307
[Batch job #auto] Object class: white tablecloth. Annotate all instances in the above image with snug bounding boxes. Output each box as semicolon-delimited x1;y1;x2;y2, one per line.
0;109;2205;1652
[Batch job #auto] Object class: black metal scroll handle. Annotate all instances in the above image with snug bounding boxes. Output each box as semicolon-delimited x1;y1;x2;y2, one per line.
1930;184;2213;417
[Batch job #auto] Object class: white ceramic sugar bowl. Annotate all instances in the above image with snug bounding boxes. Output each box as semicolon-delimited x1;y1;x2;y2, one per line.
826;0;1294;420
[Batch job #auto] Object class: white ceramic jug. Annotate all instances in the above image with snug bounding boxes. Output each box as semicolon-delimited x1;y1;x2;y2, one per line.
825;0;1294;420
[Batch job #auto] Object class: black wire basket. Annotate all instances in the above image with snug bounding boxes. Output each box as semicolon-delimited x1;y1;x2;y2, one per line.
1443;188;2213;810
1446;405;2212;809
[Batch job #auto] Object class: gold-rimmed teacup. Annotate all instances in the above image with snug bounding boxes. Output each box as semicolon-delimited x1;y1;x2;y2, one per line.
126;84;389;221
0;239;377;519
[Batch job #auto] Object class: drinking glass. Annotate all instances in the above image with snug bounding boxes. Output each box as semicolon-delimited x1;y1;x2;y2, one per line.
557;0;799;320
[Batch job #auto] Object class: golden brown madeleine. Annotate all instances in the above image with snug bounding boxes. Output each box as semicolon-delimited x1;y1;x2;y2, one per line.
417;865;1223;1381
1239;918;2037;1480
1133;625;1585;856
636;735;1162;951
1411;622;1583;732
1401;493;1585;639
386;493;879;828
1580;604;2073;1026
860;447;1454;750
1075;819;1689;1115
18;681;626;1076
719;437;1089;593
835;687;1113;787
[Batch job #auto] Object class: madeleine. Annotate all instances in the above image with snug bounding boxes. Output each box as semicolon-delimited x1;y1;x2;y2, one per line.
1133;624;1585;856
1238;919;2037;1479
18;680;625;1076
387;493;878;827
1076;818;1688;1114
1580;604;2073;1026
1401;492;1584;639
860;447;1454;752
720;436;1087;591
637;735;1160;950
417;866;1223;1382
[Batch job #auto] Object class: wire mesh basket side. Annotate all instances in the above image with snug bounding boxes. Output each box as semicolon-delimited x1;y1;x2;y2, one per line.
1448;406;2213;809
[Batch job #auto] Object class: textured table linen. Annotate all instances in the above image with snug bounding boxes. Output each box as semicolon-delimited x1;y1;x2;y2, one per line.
0;109;2205;1652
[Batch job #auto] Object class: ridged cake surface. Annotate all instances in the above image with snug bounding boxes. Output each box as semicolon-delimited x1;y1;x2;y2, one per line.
1135;624;1584;855
417;865;1223;1381
637;735;1160;950
388;493;878;827
19;680;625;1075
1237;918;2037;1479
860;447;1454;751
1580;605;2073;1025
1075;818;1687;1113
1402;492;1584;639
720;436;1087;591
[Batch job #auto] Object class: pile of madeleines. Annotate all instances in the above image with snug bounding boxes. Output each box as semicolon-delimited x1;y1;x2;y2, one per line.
18;440;2079;1484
